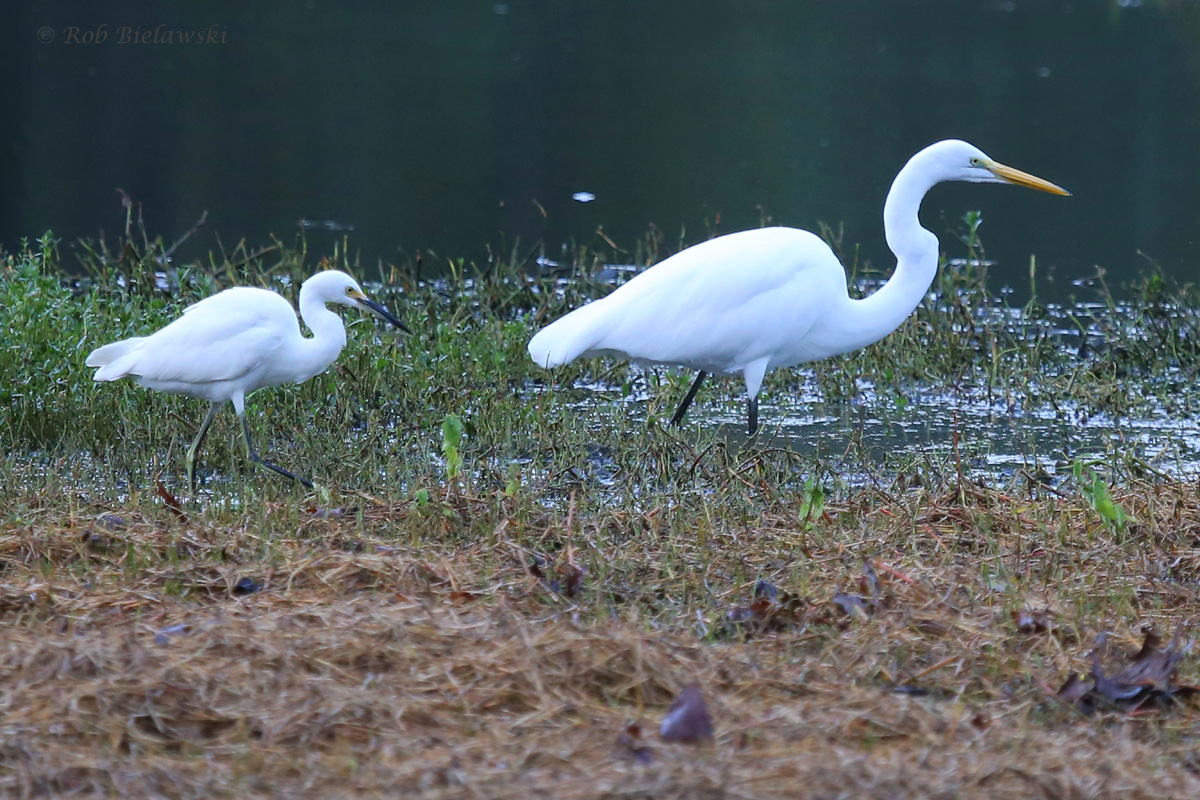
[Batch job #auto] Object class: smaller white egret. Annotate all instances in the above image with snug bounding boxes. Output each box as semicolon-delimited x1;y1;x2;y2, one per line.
528;139;1070;434
86;270;408;489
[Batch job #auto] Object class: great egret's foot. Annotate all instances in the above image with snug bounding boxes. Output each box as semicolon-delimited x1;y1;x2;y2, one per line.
747;398;759;436
669;371;709;427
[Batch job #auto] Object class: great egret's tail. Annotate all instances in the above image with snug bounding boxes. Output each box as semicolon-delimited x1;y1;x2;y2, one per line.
527;302;611;368
86;337;147;381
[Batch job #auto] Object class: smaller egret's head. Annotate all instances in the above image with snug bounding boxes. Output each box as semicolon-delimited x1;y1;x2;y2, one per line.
307;270;410;332
931;139;1070;195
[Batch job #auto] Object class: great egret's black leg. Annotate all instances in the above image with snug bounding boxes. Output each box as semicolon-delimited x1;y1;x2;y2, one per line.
747;397;759;436
239;415;314;489
186;402;223;491
669;371;708;427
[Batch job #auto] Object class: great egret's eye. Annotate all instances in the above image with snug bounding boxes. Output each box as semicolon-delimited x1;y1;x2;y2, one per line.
969;157;981;166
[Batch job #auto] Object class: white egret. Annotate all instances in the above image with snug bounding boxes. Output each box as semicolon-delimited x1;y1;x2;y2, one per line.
528;139;1069;434
86;270;408;489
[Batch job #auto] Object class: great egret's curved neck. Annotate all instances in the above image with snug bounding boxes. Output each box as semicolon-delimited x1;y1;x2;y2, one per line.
832;153;941;353
293;285;348;380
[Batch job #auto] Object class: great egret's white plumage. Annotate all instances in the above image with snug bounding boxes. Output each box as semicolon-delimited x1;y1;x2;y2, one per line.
528;139;1069;432
87;269;407;489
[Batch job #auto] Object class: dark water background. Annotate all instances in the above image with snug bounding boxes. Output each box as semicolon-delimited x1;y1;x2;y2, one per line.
5;1;1200;297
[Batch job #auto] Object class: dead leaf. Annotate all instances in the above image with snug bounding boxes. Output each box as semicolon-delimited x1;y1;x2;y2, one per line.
233;577;262;596
1056;673;1091;704
615;720;653;764
1115;629;1184;692
860;560;880;602
753;579;778;603
528;555;586;599
1056;627;1194;713
95;514;128;531
561;561;586;598
154;623;189;645
1014;608;1054;634
725;580;805;636
306;506;345;518
81;530;113;552
155;479;188;523
832;592;871;620
659;684;714;744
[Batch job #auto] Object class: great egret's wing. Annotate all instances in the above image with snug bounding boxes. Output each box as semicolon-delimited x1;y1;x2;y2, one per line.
536;227;846;373
103;288;297;384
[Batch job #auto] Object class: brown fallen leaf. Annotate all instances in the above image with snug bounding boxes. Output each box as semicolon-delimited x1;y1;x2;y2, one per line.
155;479;188;523
860;560;880;602
528;554;587;599
725;580;804;635
232;577;262;596
659;684;714;744
1115;628;1185;693
80;530;114;552
306;506;345;518
832;592;871;620
95;514;128;531
1056;627;1194;713
561;561;586;598
1056;673;1091;704
615;720;654;764
1014;608;1054;635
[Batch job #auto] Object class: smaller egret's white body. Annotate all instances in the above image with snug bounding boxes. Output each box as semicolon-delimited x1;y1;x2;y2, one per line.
87;269;407;488
528;139;1069;432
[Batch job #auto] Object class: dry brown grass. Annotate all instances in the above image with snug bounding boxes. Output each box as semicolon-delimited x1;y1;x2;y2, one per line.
3;477;1200;798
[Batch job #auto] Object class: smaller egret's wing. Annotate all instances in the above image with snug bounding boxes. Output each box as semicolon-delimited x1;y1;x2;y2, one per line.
94;288;297;385
86;337;148;368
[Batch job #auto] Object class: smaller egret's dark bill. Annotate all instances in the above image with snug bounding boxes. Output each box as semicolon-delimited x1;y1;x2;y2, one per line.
986;162;1071;196
359;297;410;333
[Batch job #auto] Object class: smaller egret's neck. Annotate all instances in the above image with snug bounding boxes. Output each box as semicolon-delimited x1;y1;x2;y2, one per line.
293;286;348;381
831;153;942;354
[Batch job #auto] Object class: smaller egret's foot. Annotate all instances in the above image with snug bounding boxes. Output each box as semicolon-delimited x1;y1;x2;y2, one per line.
186;402;223;494
747;397;759;436
253;456;315;489
669;371;709;427
240;416;314;489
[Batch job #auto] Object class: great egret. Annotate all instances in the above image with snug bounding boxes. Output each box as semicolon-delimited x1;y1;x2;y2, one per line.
528;139;1069;434
86;270;407;489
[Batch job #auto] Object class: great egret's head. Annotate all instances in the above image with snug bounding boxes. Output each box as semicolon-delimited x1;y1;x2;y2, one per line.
929;139;1070;195
305;270;410;332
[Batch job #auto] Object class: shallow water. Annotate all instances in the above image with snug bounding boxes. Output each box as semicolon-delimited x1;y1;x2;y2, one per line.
537;284;1200;487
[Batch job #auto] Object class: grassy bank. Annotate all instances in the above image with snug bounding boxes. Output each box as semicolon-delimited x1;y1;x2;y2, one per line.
3;229;1200;797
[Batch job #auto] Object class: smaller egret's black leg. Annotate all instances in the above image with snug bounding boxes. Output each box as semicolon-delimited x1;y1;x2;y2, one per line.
669;371;708;427
747;397;759;436
239;416;314;489
186;402;223;491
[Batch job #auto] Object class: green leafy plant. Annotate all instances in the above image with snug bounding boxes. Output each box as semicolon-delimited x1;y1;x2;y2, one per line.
441;414;465;482
1073;460;1126;529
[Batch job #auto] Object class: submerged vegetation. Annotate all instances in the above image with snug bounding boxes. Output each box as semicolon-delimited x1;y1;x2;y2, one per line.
4;222;1200;796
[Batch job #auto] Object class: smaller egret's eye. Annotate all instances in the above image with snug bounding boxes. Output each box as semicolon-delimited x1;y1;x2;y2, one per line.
969;157;981;166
